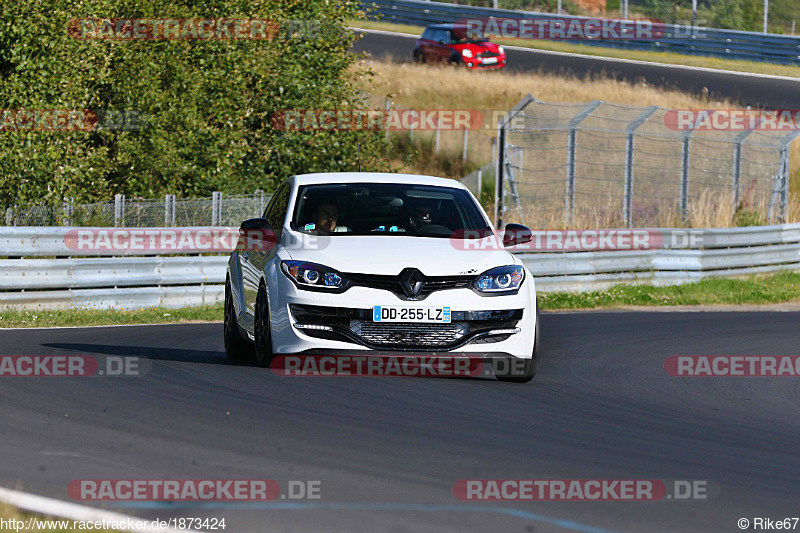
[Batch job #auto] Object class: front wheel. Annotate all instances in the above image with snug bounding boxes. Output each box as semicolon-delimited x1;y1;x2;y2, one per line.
254;283;274;367
224;278;254;361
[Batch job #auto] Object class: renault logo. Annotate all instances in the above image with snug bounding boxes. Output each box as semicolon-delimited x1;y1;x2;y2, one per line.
399;268;426;299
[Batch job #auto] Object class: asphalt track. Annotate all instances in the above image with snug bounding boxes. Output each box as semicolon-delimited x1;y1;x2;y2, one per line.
1;312;799;532
353;30;800;108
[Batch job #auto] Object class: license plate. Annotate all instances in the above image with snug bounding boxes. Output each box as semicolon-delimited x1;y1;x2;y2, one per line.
482;57;498;64
373;306;451;323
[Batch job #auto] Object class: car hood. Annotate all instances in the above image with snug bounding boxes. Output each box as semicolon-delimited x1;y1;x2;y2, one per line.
285;233;518;276
453;41;501;54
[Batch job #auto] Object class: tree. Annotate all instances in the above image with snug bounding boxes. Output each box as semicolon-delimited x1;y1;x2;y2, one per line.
712;0;745;30
0;0;390;210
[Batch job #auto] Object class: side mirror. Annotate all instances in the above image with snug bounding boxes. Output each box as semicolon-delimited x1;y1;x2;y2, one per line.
502;223;532;247
239;217;270;231
439;40;449;45
238;218;277;253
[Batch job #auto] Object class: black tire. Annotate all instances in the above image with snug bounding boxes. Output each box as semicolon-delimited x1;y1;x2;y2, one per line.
449;53;463;67
254;283;274;368
413;48;426;63
495;304;540;383
224;278;254;361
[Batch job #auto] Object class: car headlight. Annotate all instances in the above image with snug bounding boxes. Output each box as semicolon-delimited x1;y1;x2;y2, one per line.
461;48;473;58
474;265;525;293
281;261;346;290
498;46;505;55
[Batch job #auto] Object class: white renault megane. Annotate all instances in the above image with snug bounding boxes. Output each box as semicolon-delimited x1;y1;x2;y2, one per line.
224;173;539;382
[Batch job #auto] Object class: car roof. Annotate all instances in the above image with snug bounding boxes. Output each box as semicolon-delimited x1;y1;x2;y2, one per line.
425;24;454;30
292;172;467;190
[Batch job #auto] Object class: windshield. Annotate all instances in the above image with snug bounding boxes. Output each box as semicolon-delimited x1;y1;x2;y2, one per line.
451;28;489;44
291;182;491;238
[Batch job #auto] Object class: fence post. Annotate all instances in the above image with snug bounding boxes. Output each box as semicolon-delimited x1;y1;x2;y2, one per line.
164;194;176;226
5;207;13;226
565;101;601;225
434;126;440;153
462;127;468;163
114;194;125;227
623;106;659;227
495;94;535;228
384;99;390;142
409;109;415;143
777;131;800;222
731;130;751;214
495;127;505;227
62;197;74;226
477;168;482;200
256;189;265;217
212;191;221;226
679;130;691;222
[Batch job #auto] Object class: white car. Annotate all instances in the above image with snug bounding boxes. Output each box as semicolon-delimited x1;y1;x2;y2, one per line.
224;172;539;382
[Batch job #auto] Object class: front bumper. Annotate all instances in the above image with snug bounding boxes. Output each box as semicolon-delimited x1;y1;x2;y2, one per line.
269;271;536;358
465;57;506;69
290;304;523;351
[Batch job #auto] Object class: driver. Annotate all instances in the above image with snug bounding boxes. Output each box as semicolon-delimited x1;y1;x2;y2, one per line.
407;199;434;231
304;198;339;234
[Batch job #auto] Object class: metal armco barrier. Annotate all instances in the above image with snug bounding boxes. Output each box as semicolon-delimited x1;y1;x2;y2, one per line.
367;0;800;65
1;224;800;309
0;285;224;311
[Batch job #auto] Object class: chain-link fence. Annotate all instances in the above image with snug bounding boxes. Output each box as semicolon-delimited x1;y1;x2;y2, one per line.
496;95;800;229
4;191;273;227
460;163;495;200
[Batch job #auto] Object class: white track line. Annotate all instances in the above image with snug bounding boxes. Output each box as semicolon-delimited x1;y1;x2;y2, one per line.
351;27;800;81
0;486;194;532
0;321;218;331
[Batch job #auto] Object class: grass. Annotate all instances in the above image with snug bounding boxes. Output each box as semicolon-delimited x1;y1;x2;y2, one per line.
538;271;800;309
357;59;800;226
360;57;735;111
349;20;800;78
0;304;223;328
0;502;118;532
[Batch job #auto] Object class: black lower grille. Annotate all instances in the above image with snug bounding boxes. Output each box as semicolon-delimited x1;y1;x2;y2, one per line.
350;320;468;347
289;304;523;351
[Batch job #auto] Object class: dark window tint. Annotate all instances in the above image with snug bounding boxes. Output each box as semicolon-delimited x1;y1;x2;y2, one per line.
291;182;490;238
263;181;291;230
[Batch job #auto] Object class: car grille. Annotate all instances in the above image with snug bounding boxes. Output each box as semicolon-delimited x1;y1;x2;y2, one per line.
477;51;499;58
350;320;469;348
345;273;474;300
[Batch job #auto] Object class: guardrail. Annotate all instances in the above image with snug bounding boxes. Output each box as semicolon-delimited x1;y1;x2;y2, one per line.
1;224;800;309
366;0;800;66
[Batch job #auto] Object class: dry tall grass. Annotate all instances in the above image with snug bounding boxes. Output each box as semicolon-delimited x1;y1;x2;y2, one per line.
357;60;800;226
359;60;734;112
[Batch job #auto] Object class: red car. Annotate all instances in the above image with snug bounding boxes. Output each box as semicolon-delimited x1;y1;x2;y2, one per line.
414;23;507;70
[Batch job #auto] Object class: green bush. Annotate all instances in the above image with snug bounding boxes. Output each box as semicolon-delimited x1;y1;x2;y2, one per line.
733;206;765;227
0;0;391;210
